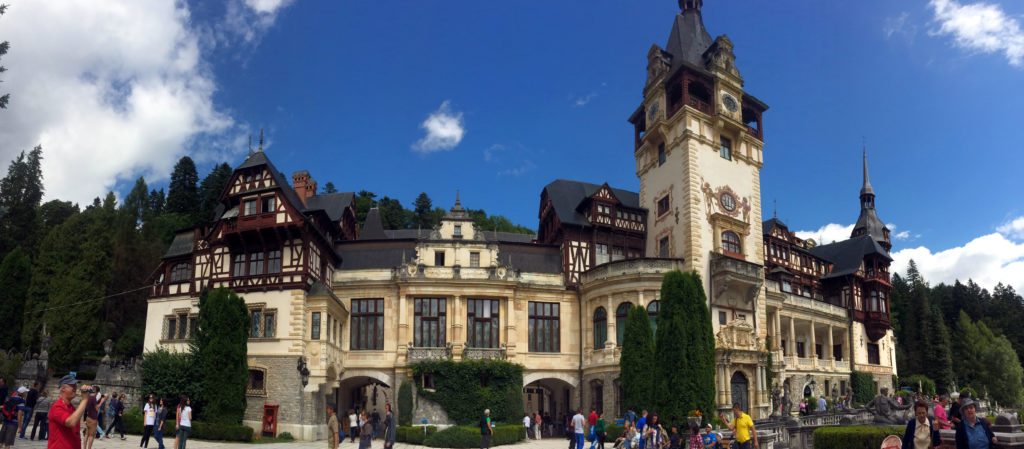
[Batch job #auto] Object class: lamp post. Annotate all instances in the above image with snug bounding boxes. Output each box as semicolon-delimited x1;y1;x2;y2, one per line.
297;356;310;387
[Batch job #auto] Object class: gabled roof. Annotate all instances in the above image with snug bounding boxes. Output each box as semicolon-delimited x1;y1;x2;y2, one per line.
305;192;354;223
808;234;892;280
542;179;642;227
762;218;789;235
235;151;355;225
163;231;194;259
234;151;306;217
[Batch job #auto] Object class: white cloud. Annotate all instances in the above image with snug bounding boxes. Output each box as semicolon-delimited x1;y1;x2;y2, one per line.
884;12;916;40
573;93;597;108
997;216;1024;240
223;0;295;45
892;232;1024;294
498;160;535;177
0;1;255;205
483;144;505;162
412;101;465;154
929;0;1024;66
794;223;855;245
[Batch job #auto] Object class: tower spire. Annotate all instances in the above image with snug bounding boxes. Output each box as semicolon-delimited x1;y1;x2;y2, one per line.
679;0;703;13
861;146;874;196
258;128;265;152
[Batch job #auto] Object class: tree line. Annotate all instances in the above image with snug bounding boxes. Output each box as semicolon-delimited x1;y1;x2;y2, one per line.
352;190;534;235
0;150;534;369
891;260;1024;406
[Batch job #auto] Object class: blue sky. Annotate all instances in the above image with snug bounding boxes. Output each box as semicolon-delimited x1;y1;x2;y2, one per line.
1;0;1023;290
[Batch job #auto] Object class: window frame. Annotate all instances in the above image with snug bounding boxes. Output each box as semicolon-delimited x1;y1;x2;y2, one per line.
657;196;670;217
657;143;666;166
434;251;445;267
720;136;733;160
658;237;669;257
261;195;276;214
351;298;385;350
528;301;561;353
170;263;191;283
593;307;607;349
247;368;267;396
469;251;481;268
722;231;742;256
311;311;322;340
615;303;631;346
647;301;660;334
414;297;447;348
467;299;500;349
243;199;257;216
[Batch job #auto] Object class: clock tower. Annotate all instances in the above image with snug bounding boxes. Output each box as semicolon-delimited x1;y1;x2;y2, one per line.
629;2;771;416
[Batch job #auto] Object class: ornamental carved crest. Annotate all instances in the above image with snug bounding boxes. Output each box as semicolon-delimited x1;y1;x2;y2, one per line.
700;179;752;223
646;45;671;87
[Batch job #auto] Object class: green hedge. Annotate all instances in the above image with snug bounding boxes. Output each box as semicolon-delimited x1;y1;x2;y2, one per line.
396;425;438;444
850;371;877;405
813;425;904;449
122;408;253;442
422;425;524;448
411;359;524;424
398;381;413;426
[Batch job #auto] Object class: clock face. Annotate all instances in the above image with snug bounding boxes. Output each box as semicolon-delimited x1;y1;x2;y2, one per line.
722;93;738;113
720;192;737;211
647;101;660;121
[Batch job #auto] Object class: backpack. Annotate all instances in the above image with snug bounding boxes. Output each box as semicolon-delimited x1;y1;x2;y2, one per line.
1;397;18;421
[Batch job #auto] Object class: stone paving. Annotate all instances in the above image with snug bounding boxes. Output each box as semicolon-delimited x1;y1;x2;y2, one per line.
10;432;574;449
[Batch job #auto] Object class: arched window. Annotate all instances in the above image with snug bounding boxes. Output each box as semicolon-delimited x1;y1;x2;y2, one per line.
722;231;742;256
593;307;607;349
616;303;631;346
647;301;660;334
170;263;191;282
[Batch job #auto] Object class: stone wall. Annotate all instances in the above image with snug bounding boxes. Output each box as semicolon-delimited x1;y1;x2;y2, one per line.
244;355;323;440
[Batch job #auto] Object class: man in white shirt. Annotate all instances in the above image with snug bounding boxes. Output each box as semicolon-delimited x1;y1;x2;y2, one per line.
572;409;586;449
523;414;532;439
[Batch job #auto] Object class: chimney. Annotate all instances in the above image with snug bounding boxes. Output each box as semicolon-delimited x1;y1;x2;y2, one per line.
292;170;317;206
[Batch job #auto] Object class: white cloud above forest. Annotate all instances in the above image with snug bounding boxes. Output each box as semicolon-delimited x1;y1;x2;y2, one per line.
412;101;466;154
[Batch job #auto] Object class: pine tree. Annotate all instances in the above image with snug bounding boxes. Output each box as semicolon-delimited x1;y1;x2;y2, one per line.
378;196;409;230
0;247;31;348
323;182;338;194
193;288;249;423
354;190;377;227
413;192;434;229
0;146;44;258
166;156;200;219
122;177;150;228
620;304;654;412
0;4;9;108
198;163;232;222
38;200;78;233
654;271;688;421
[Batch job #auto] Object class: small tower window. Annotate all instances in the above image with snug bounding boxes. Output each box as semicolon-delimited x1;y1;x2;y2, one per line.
657;143;666;166
434;251;446;266
454;224;462;238
722;231;742;256
720;137;733;160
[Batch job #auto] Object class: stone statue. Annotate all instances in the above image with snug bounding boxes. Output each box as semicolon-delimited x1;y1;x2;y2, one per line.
782;390;793;416
771;384;782;417
831;385;839;402
865;387;911;424
102;338;114;365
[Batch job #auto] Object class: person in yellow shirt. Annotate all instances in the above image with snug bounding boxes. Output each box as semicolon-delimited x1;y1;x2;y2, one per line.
719;403;758;449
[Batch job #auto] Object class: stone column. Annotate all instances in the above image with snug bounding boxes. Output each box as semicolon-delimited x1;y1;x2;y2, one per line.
788;317;796;359
505;294;518;358
605;296;616;348
827;324;834;368
809;320;817;367
452;295;464;359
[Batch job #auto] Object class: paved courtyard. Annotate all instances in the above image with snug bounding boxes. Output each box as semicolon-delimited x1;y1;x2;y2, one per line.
10;434;575;449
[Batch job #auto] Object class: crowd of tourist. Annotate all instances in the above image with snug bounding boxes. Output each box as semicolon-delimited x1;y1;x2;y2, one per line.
902;390;999;449
327;403;394;449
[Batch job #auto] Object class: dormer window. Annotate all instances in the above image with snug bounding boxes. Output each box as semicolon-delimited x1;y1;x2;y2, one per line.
597;204;610;215
170;263;191;283
454;225;462;238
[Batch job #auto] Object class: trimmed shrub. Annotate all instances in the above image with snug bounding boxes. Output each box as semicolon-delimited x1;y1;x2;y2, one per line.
813;425;904;449
411;360;524;425
277;432;294;441
850;371;876;405
396;425;438;444
422;425;524;448
121;408;251;441
398;381;413;426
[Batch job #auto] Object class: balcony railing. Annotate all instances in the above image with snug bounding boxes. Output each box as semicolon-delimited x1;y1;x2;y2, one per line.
463;344;507;361
407;343;452;362
686;96;713;115
580;258;685;284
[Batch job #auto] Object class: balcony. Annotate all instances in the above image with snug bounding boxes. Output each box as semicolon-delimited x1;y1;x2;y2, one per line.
710;252;763;310
580;258;686;285
406;343;452;362
463;344;507;361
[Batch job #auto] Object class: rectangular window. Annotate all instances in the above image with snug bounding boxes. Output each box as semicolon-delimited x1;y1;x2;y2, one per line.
867;343;880;364
243;199;257;216
658;237;669;258
434;251;445;266
414;298;447;348
351;299;384;350
170;263;191;282
467;299;500;348
815;344;823;359
796;341;805;358
470;252;480;268
454;225;462;238
250;310;262;338
833;344;843;361
596;244;609;265
233;254;246;277
720;137;732;160
264;311;275;338
718;311;727;325
261;196;275;214
657;196;670;216
311;311;321;340
528;301;560;353
781;280;792;293
267;250;282;273
166;318;177;340
327;315;333;342
249;252;265;275
657;143;666;166
781;339;787;356
247;369;266;396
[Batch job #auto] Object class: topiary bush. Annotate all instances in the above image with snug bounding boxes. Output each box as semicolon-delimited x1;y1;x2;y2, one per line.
813;426;904;449
396;425;438;444
398;381;413;426
411;359;524;425
422;425;524;448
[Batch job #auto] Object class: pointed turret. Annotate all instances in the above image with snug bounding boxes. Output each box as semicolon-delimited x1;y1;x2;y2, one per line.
665;0;713;73
851;150;890;251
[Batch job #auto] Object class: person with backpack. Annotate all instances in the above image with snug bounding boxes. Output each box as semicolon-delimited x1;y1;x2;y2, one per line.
0;390;25;449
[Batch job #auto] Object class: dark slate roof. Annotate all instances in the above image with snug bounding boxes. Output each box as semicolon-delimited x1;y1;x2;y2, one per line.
809;235;892;280
497;243;562;274
305;192;354;222
385;229;432;239
542;179;642;227
359;208;388;240
234;151;306;217
665;10;713;75
337;241;416;270
163;231;194;259
483;232;536;244
763;218;788;235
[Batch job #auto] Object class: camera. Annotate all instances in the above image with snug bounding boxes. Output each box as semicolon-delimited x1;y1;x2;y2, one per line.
81;386;94;394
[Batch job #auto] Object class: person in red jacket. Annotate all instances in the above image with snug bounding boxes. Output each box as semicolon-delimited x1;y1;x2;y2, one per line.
47;375;90;449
